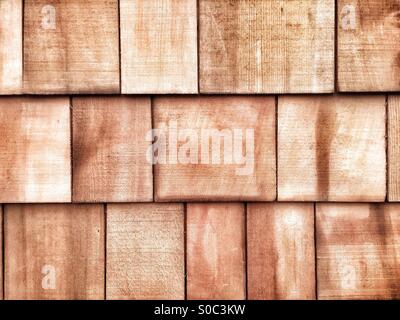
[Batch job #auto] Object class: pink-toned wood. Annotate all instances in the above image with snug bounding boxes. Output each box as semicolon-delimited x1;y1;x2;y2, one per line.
278;95;386;202
388;95;400;201
187;203;246;300
338;0;400;91
247;203;315;300
24;0;119;94
0;0;22;94
106;203;184;300
72;96;153;202
199;0;334;93
153;96;276;201
0;97;71;203
317;203;400;299
4;204;104;300
120;0;198;93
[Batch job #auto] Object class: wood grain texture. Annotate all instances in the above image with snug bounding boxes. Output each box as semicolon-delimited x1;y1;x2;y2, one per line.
121;0;197;94
388;95;400;201
0;0;22;94
154;96;276;201
187;203;246;300
317;203;400;300
338;0;400;92
0;97;71;203
199;0;334;93
278;95;386;202
247;203;315;300
24;0;119;94
72;96;152;202
106;203;184;300
4;204;104;300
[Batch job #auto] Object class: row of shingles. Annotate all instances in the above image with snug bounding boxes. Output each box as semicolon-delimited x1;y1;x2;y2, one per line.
2;0;400;95
1;202;400;299
0;0;196;95
3;94;400;203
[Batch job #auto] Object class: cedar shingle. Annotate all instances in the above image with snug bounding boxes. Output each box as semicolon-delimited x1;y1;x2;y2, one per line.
4;204;104;300
388;95;400;201
317;203;400;299
0;0;22;94
278;95;386;202
72;96;153;202
0;97;71;203
106;203;185;300
187;203;246;300
23;0;119;94
120;0;198;93
338;0;400;91
247;203;315;300
199;0;334;93
154;96;276;201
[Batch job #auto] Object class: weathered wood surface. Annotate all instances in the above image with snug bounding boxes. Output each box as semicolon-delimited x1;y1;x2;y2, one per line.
199;0;334;93
317;203;400;299
0;0;22;94
4;204;104;300
247;203;315;300
187;203;246;300
388;95;400;201
106;203;184;300
24;0;119;94
0;97;71;203
278;95;386;202
338;0;400;91
72;96;153;202
120;0;197;93
154;96;276;201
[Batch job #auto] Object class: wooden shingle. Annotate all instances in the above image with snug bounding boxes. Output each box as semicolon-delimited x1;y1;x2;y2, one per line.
317;203;400;299
338;0;400;91
24;0;119;94
106;203;184;300
120;0;198;93
0;0;22;94
0;97;71;203
388;95;400;201
154;96;276;201
247;203;315;300
278;95;386;202
4;204;104;300
199;0;335;93
187;203;246;300
72;96;153;202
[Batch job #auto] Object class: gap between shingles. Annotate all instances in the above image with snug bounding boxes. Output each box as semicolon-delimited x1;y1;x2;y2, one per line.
104;203;107;300
118;0;122;93
275;96;278;200
183;203;187;300
313;202;318;300
334;0;338;92
2;204;4;300
244;202;248;300
69;96;73;202
385;94;389;202
150;96;155;202
196;0;200;94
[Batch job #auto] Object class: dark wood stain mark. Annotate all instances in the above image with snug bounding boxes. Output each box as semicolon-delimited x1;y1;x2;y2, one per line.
315;106;335;201
369;204;400;299
395;52;400;70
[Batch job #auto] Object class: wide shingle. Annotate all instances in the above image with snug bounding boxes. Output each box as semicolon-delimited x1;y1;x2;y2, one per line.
4;204;104;300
